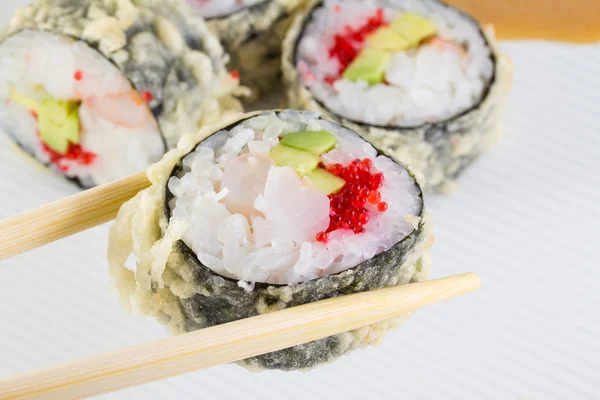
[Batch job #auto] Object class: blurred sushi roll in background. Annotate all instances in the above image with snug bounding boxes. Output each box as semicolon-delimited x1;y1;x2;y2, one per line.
187;0;306;102
283;0;512;192
0;0;243;188
108;109;433;370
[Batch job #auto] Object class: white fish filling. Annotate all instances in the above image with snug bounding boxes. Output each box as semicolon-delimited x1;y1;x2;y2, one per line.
296;0;494;126
0;30;163;186
168;111;422;285
187;0;268;19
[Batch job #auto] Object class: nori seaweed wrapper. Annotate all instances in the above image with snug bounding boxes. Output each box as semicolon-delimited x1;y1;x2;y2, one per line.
1;0;243;184
282;0;512;193
204;0;307;102
108;110;433;371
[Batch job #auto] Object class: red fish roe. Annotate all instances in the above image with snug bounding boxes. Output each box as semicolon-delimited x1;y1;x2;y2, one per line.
324;75;337;86
358;212;369;225
316;231;329;243
325;9;388;83
73;70;83;81
330;163;344;175
41;141;97;172
368;172;384;190
367;190;381;204
141;91;154;103
316;158;387;242
377;201;388;212
37;131;96;172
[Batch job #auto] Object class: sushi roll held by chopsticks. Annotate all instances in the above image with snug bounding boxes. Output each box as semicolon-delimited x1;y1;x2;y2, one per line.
108;110;433;371
187;0;307;102
0;0;243;188
284;0;512;192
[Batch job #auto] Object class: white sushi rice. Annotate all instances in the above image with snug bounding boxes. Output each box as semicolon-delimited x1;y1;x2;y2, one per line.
188;0;268;19
296;0;494;126
0;30;164;187
168;110;422;285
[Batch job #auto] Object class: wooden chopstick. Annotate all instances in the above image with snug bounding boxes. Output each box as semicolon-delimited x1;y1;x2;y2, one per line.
0;171;149;261
0;273;480;400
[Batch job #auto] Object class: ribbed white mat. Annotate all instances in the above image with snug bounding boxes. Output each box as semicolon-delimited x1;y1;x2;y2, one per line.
1;1;599;398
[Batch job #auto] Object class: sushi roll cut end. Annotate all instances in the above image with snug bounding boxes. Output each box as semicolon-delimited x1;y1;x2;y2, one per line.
108;110;433;370
284;0;511;192
0;0;242;187
0;30;163;187
294;1;495;126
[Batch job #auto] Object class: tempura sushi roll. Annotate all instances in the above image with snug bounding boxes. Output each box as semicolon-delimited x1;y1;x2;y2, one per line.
283;0;511;192
0;0;242;188
108;109;432;370
187;0;306;102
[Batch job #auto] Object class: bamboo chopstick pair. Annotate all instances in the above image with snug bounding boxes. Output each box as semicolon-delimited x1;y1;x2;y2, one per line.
0;171;480;399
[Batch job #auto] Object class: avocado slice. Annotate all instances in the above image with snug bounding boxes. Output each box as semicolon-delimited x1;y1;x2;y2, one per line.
270;144;320;176
342;48;391;85
307;168;346;195
367;27;411;51
38;99;81;154
390;13;437;47
280;130;337;155
10;87;41;114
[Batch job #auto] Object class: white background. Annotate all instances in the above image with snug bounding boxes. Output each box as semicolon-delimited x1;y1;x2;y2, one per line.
1;1;600;398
